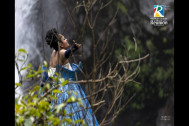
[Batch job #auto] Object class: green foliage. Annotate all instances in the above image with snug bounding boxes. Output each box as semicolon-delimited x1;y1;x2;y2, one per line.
114;31;174;119
25;63;43;79
117;1;127;14
130;102;144;110
146;40;156;52
15;49;86;126
15;48;28;63
15;83;22;87
18;48;28;54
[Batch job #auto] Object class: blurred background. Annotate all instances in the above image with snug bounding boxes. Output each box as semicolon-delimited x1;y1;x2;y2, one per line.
15;0;174;126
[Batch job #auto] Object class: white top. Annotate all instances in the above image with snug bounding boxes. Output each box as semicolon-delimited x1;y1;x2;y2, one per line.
48;63;72;77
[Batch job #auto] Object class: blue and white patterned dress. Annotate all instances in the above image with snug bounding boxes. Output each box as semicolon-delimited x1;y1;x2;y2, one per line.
41;62;99;126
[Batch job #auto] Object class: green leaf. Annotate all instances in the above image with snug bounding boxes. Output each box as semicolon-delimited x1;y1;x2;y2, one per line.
64;118;72;124
32;85;40;92
59;78;65;83
67;96;76;103
55;103;66;113
159;88;164;98
18;116;24;124
38;101;50;109
63;110;67;116
24;117;34;126
23;94;29;100
75;119;84;124
43;60;48;67
36;74;41;78
29;91;35;97
21;100;27;106
27;94;38;103
20;66;28;71
18;48;27;54
17;58;26;62
28;63;32;68
117;2;127;13
50;95;58;100
15;104;22;113
26;74;35;78
48;116;60;125
53;76;59;82
28;102;36;106
52;89;62;94
36;70;43;75
61;79;69;86
15;83;22;87
45;83;50;90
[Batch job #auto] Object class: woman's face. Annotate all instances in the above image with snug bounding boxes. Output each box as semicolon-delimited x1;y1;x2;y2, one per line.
59;34;70;49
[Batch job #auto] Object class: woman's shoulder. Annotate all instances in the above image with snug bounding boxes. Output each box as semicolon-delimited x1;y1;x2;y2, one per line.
60;49;66;52
51;50;57;56
58;49;66;54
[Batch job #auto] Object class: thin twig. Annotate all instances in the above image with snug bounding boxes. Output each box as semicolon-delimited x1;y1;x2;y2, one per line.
119;54;150;64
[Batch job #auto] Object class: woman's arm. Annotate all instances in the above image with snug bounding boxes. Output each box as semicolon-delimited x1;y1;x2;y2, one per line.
64;40;81;58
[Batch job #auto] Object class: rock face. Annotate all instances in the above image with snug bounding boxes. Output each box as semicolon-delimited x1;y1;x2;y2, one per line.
156;93;174;126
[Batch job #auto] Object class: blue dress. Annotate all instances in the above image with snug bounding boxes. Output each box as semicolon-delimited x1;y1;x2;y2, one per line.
41;62;99;126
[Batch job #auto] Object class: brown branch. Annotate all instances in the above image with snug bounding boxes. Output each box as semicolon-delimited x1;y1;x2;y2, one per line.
103;93;136;125
66;100;105;117
96;8;118;47
100;0;112;10
119;54;150;64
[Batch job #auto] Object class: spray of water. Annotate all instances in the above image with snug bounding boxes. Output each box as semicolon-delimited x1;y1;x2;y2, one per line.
15;0;42;97
15;0;66;97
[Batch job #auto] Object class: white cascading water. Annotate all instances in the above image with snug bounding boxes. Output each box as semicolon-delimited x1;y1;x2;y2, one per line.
15;0;66;97
15;0;42;97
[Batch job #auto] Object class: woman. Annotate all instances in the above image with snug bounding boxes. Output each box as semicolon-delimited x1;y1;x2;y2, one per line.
43;28;99;126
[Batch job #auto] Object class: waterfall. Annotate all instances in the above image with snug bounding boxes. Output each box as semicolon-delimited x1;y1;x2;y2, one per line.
15;0;66;96
15;0;42;97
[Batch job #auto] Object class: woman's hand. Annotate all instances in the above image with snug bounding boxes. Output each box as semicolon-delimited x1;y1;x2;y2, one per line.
73;40;81;49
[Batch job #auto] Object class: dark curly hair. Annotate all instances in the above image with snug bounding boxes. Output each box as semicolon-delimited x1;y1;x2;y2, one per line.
45;28;60;51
